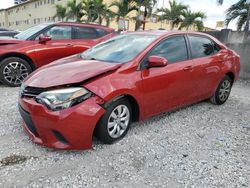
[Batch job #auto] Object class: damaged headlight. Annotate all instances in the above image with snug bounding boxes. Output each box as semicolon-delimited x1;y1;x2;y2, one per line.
36;87;92;111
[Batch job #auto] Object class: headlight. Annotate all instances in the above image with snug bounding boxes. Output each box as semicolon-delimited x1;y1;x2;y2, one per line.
36;87;92;111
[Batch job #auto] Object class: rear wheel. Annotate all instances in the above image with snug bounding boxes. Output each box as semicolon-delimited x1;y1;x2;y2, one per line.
95;98;132;144
210;75;232;105
0;57;32;87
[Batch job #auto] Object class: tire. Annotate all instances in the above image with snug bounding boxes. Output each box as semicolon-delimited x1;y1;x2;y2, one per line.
95;98;132;144
210;75;233;105
0;57;32;87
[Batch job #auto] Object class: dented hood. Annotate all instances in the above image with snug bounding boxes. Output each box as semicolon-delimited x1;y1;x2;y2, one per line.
24;55;121;88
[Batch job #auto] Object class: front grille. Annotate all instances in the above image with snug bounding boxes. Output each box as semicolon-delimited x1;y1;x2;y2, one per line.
21;86;46;98
18;104;40;138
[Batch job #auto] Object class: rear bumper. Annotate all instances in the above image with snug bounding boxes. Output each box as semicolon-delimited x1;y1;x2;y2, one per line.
18;97;105;150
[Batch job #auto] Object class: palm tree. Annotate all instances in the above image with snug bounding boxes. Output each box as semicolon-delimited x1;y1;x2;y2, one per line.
134;0;157;30
179;10;206;31
157;0;188;30
54;4;67;21
110;0;137;22
101;7;115;26
225;0;250;31
66;0;84;22
93;0;114;25
217;0;224;5
81;0;97;23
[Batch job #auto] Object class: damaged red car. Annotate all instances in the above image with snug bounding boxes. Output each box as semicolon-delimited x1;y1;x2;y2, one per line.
18;31;240;150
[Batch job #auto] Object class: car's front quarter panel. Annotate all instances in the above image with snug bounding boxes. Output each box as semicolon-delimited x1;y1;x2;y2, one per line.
0;40;36;61
84;65;145;120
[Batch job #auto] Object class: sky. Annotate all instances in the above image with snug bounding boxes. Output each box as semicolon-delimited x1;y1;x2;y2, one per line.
157;0;239;30
0;0;240;30
0;0;14;9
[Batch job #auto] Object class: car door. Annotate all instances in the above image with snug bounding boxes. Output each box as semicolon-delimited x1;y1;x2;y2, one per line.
34;25;76;67
187;35;222;98
140;35;199;117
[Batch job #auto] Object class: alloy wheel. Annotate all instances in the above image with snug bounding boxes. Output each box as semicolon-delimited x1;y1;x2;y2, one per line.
219;80;231;102
107;105;130;139
3;62;29;85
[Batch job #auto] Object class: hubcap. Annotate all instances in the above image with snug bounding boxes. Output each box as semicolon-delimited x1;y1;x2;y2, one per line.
219;80;231;102
3;62;29;85
107;105;130;139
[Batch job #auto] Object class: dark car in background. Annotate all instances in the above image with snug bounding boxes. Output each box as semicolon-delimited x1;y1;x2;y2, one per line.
0;28;10;31
0;28;20;38
0;22;116;86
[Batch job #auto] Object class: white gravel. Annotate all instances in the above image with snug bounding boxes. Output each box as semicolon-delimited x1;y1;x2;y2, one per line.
0;80;249;188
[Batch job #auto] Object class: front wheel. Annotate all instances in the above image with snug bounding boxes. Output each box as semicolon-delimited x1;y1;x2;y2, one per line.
0;57;32;87
95;98;132;144
210;75;232;105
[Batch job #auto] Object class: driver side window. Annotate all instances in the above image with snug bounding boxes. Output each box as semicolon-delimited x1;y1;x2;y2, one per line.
42;26;72;40
147;35;188;64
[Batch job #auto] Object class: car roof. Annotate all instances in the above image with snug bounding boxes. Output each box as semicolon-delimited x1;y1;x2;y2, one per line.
126;30;214;38
55;22;114;32
124;30;225;49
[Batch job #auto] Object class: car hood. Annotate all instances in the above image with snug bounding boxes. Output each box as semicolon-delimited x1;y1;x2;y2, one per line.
0;38;23;45
24;55;121;88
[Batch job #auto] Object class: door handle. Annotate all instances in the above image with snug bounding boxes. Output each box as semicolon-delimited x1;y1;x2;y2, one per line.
183;66;194;71
65;44;74;47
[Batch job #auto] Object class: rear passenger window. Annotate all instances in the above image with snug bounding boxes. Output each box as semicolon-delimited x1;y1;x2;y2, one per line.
189;35;220;58
96;29;108;37
148;36;188;63
73;26;99;39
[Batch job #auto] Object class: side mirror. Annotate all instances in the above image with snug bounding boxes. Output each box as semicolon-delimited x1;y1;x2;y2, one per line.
147;56;168;68
39;35;52;44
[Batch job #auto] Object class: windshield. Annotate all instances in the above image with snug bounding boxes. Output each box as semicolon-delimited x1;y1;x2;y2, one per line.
15;24;49;40
81;34;158;63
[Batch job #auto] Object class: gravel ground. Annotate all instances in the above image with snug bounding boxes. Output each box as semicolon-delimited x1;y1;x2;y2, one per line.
0;80;249;188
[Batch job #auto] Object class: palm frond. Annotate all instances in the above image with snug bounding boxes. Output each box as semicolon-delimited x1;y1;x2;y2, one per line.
225;0;249;30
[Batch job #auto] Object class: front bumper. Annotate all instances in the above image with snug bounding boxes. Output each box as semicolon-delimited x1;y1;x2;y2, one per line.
18;96;105;150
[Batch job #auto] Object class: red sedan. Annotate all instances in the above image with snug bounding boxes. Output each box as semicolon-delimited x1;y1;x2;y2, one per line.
18;31;240;150
0;22;115;86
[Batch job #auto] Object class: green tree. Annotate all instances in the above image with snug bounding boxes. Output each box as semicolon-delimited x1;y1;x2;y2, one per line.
134;0;157;30
225;0;250;31
101;7;115;26
179;10;206;31
81;0;97;23
80;0;114;25
54;4;67;21
157;0;188;30
66;0;84;22
110;0;137;23
217;0;224;5
93;0;114;25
